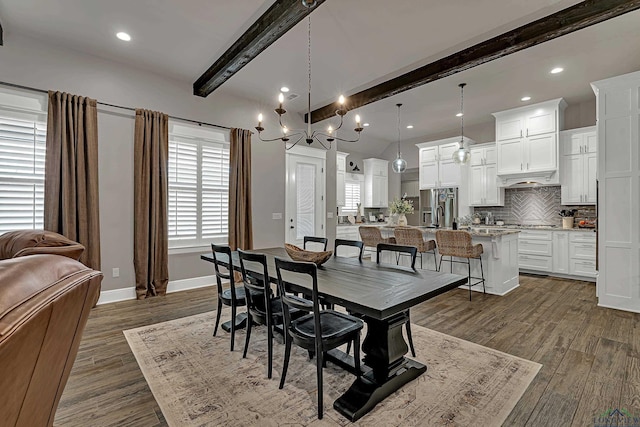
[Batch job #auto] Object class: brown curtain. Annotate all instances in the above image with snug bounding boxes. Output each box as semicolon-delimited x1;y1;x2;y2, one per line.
228;128;253;251
44;91;101;271
133;109;169;299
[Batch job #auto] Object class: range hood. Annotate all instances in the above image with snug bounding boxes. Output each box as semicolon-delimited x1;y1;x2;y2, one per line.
498;170;559;188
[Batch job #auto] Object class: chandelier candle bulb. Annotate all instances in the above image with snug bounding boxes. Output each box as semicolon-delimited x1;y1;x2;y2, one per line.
339;95;345;105
258;114;263;127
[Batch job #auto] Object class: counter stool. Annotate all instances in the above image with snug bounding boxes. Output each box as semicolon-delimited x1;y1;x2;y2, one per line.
393;226;438;270
358;226;395;260
435;230;485;301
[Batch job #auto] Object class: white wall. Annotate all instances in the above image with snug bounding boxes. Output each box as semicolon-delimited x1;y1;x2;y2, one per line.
0;34;304;290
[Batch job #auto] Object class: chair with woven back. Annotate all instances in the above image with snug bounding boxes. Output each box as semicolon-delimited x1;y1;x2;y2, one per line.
435;230;485;301
393;226;438;270
358;226;395;260
211;243;248;351
274;257;363;420
375;243;418;357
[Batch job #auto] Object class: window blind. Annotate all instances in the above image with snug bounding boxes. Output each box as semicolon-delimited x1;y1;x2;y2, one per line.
343;181;361;213
168;129;229;248
0;116;46;233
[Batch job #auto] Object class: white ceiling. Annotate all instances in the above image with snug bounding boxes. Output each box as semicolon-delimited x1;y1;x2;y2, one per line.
1;0;639;156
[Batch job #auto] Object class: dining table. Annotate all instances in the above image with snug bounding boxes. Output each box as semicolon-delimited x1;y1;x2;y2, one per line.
201;247;467;422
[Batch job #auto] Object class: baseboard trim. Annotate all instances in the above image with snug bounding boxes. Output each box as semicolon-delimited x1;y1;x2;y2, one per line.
97;275;217;305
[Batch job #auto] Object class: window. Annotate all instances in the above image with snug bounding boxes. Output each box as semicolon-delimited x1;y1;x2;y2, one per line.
0;90;47;234
342;179;361;214
168;123;229;248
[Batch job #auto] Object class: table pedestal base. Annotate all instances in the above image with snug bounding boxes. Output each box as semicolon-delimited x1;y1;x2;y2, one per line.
333;311;427;422
220;312;247;332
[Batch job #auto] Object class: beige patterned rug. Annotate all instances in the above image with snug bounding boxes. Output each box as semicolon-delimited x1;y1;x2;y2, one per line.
124;310;541;426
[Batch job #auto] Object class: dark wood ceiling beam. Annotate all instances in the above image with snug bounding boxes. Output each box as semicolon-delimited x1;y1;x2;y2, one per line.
0;19;4;46
308;0;640;123
193;0;326;97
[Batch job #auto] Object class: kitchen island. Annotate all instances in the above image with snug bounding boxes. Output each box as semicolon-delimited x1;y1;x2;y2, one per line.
379;226;521;296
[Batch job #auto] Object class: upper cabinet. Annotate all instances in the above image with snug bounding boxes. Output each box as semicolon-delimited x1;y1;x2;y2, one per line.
469;143;504;206
416;137;473;189
560;126;597;205
493;98;567;186
336;152;348;206
363;158;388;208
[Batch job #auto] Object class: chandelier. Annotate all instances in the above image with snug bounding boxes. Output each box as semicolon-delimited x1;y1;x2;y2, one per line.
255;3;363;150
452;83;470;164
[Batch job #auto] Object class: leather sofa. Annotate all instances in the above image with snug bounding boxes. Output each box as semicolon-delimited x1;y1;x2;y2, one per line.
0;230;102;427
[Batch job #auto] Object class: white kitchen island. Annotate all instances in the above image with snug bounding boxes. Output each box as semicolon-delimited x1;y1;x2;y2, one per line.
379;227;521;296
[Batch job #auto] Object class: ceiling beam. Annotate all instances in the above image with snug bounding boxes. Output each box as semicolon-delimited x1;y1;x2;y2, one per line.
0;18;3;46
308;0;640;123
193;0;326;97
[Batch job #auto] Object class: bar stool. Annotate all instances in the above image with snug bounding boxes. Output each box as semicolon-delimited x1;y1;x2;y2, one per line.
435;230;485;301
393;226;438;270
358;226;395;260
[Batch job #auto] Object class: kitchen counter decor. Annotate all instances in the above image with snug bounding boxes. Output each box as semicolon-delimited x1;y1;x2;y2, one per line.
389;197;415;226
559;209;577;229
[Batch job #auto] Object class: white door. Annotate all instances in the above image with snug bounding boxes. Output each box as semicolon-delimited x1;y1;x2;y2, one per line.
484;164;499;205
420;161;438;189
497;139;523;174
526;134;556;172
585;152;597;204
286;150;325;246
561;154;583;204
469;165;484;205
526;107;556;136
496;115;524;141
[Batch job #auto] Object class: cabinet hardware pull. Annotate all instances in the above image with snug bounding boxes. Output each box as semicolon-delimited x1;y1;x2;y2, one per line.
526;163;529;170
520;130;523;138
526;129;529;137
521;163;523;170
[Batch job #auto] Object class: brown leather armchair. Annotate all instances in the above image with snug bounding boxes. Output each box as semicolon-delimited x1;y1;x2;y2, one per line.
0;234;102;426
0;229;85;261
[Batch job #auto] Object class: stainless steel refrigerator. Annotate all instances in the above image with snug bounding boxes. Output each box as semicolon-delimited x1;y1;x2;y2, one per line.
419;188;458;228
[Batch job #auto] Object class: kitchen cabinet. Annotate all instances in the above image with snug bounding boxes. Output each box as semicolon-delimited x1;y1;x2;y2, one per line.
560;127;597;205
552;231;570;274
416;137;473;189
336;152;348;207
469;143;504;206
518;230;553;273
493;98;567;186
568;232;596;278
363;158;388;208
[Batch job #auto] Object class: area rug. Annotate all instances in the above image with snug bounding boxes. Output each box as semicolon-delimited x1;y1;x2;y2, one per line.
124;310;541;426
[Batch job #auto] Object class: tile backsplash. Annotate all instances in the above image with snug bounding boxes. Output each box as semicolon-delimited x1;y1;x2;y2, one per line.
472;186;596;226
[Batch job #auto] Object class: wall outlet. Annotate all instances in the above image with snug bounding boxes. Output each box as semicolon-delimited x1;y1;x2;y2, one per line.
272;213;282;220
112;267;120;278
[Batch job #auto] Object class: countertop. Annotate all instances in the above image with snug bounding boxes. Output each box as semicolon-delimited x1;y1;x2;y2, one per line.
379;225;520;237
470;225;596;233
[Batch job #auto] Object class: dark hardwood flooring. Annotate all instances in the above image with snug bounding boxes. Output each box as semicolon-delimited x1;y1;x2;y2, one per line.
55;275;640;426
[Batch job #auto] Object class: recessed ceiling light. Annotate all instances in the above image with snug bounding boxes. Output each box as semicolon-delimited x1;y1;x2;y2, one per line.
280;86;289;93
406;125;414;129
550;67;564;74
116;32;131;42
456;113;463;117
521;96;532;101
363;123;370;127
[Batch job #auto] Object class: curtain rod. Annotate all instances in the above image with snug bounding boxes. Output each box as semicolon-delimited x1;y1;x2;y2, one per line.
0;80;233;131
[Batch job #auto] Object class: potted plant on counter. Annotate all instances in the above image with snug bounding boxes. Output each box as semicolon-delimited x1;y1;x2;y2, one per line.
389;198;414;226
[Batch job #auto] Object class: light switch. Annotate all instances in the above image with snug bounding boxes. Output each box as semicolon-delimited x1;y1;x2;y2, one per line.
112;267;120;278
327;212;334;219
272;213;282;220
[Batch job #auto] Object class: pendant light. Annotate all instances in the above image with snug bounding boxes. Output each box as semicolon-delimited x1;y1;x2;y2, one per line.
452;83;471;164
392;103;407;173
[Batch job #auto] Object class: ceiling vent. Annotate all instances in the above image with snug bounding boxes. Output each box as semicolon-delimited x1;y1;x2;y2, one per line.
286;93;299;101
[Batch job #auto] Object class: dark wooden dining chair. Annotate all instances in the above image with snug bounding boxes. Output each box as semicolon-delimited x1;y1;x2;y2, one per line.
274;257;363;420
375;243;418;357
334;238;364;261
303;236;328;251
211;243;247;351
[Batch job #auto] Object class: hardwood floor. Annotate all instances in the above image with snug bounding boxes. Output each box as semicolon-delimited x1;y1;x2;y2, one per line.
55;275;639;426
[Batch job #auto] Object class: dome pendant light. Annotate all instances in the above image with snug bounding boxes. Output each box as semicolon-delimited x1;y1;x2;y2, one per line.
453;83;471;164
392;103;407;173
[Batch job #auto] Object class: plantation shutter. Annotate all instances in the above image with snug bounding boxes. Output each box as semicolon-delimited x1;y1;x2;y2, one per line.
168;139;198;241
201;142;229;239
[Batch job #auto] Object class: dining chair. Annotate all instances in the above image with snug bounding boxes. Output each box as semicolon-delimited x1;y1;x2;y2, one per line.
393;226;438;270
274;257;363;420
334;238;364;260
435;230;485;301
359;226;395;260
238;250;283;379
303;236;328;251
375;243;418;357
211;243;247;351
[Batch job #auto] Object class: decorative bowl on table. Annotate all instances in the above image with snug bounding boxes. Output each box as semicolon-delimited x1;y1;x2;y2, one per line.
284;243;333;266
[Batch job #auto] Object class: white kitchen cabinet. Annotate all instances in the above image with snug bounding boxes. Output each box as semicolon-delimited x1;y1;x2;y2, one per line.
336;152;348;207
552;231;570;274
518;230;553;272
493;99;566;186
468;143;504;206
416;137;472;189
363;158;388;208
560;127;597;205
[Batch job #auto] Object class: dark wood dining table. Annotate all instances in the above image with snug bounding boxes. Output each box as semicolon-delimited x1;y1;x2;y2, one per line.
201;247;467;421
